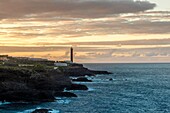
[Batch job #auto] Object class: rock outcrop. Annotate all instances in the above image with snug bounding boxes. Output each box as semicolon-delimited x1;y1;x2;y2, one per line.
31;109;52;113
63;65;95;76
63;63;112;76
28;70;72;91
72;77;92;82
66;84;88;90
54;92;77;97
90;70;112;74
0;90;55;102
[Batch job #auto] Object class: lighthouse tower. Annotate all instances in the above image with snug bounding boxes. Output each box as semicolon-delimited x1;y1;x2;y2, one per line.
70;47;73;62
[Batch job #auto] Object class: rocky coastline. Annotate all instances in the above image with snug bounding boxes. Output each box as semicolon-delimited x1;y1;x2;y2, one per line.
0;63;111;103
0;56;112;112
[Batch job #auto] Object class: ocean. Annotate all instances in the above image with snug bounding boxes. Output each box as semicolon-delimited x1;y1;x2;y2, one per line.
1;63;170;113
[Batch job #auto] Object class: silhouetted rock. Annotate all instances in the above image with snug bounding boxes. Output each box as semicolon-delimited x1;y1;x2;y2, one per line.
0;90;55;102
63;66;95;76
0;67;71;102
63;63;112;77
31;109;52;113
69;63;83;67
0;67;32;82
54;92;77;97
72;77;92;82
66;84;88;90
29;70;71;91
90;70;112;74
109;78;113;81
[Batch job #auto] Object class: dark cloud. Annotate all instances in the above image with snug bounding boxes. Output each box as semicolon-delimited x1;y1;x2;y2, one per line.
80;19;170;34
0;0;156;19
2;11;169;40
33;38;170;46
1;10;170;41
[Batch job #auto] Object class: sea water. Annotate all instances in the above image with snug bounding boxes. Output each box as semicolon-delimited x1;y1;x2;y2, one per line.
1;63;170;113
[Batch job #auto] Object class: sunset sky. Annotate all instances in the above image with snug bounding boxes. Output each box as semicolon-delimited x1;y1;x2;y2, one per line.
0;0;170;63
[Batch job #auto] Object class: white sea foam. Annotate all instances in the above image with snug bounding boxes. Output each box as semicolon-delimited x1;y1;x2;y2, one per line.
0;102;11;105
17;107;60;113
56;99;71;104
88;87;95;91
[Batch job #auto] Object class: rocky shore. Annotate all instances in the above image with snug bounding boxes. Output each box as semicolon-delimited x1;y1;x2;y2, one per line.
0;62;111;103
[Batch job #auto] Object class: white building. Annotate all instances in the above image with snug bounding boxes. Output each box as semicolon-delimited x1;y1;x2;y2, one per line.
54;62;68;67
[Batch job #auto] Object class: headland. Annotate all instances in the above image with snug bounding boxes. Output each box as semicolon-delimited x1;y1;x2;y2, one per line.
0;55;111;103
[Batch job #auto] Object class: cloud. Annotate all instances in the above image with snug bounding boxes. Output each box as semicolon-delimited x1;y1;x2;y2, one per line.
0;46;68;53
1;11;170;42
1;45;170;62
0;0;156;19
31;38;170;46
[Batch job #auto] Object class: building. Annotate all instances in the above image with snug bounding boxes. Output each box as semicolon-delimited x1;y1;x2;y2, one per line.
0;55;9;61
54;62;68;67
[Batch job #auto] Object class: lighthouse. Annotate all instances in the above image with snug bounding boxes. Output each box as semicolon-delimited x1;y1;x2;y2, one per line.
70;47;73;62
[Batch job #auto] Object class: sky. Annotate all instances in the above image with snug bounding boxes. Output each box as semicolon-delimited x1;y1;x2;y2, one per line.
0;0;170;63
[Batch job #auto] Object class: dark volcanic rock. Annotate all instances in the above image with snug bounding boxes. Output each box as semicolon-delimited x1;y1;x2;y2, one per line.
0;81;30;92
63;66;95;76
29;70;72;91
69;63;83;67
0;67;71;102
0;67;32;82
66;84;88;90
109;78;113;81
90;70;112;74
72;77;92;82
63;63;112;76
54;92;77;97
31;109;52;113
0;61;110;103
0;90;55;102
